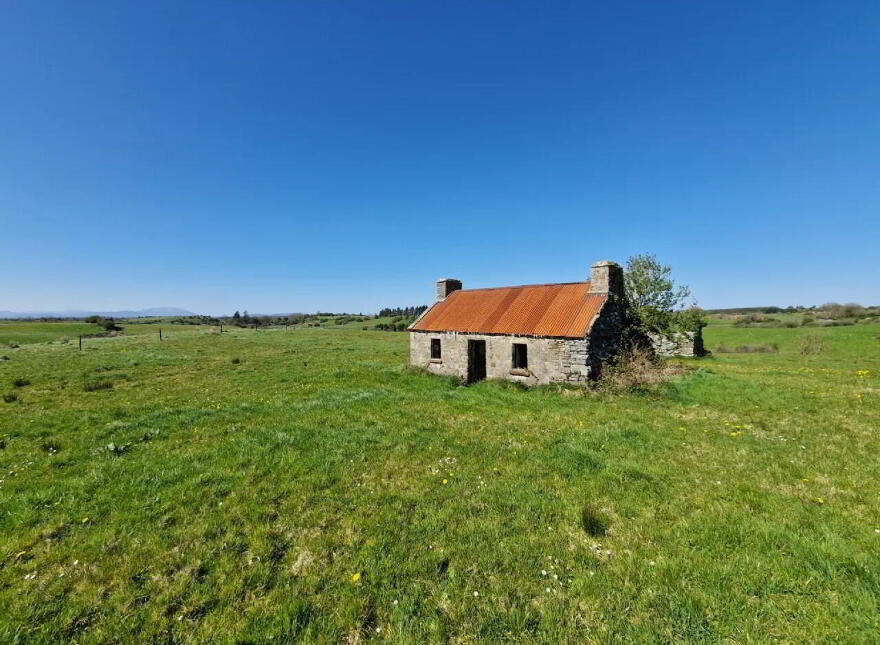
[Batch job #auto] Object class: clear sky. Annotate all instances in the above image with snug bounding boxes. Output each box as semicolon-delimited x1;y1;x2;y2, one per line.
2;1;878;315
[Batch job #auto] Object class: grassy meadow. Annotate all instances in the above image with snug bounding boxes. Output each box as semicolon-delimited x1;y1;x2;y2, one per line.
0;319;878;643
0;321;219;348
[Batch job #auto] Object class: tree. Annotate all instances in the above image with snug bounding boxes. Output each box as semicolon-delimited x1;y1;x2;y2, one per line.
623;254;703;334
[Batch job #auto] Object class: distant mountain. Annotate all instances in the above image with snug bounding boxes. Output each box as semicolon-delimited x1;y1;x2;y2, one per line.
0;307;198;319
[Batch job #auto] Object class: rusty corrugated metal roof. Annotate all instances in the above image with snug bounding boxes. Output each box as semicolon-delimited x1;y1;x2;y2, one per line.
410;282;606;338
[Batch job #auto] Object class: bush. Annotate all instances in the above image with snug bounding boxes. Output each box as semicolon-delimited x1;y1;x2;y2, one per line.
231;357;241;364
12;378;30;387
3;393;18;403
799;334;825;356
819;302;865;320
600;345;684;389
801;315;814;326
733;313;781;327
84;380;113;392
85;316;122;332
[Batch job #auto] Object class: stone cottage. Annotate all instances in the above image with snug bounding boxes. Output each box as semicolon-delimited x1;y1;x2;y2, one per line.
409;261;629;385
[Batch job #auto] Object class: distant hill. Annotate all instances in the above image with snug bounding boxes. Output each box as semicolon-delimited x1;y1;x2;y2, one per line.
0;307;197;319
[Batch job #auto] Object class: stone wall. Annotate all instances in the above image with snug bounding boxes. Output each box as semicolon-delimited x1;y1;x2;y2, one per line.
410;331;592;385
649;330;704;357
583;298;628;378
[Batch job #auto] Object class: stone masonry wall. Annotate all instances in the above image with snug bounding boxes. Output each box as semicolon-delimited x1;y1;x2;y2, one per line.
583;298;627;378
410;331;592;385
649;330;704;357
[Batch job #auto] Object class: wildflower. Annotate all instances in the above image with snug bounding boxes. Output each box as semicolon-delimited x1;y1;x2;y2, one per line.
351;572;361;583
473;591;479;597
813;497;825;504
541;570;547;576
442;479;447;485
649;561;656;566
545;587;551;593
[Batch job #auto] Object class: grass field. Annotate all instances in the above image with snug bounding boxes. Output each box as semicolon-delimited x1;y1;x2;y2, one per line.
1;321;878;643
0;322;106;346
0;321;222;347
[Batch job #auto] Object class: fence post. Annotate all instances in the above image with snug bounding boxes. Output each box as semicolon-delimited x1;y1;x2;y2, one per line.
79;335;82;351
159;328;162;341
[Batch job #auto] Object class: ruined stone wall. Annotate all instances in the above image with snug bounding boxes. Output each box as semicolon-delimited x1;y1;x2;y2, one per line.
409;331;592;385
649;330;704;357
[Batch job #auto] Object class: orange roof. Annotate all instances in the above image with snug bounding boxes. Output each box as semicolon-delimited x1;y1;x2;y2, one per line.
410;282;606;338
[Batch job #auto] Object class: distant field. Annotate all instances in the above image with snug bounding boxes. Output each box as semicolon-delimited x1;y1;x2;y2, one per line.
0;320;217;347
0;321;103;346
0;321;878;642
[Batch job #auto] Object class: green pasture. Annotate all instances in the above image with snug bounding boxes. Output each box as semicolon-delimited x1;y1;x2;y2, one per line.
0;320;878;643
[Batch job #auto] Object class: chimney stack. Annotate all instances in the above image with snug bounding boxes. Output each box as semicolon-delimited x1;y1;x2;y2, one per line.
436;278;462;300
588;260;623;297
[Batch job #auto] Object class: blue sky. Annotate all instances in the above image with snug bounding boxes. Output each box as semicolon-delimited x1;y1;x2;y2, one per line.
2;1;878;314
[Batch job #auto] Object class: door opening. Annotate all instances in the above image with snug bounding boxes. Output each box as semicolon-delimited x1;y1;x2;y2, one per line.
467;339;487;383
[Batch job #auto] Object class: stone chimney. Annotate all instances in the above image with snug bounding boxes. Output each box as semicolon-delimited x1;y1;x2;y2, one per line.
436;278;462;300
588;260;623;297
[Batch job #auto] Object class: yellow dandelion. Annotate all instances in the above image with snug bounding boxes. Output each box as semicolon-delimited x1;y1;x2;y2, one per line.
442;479;448;485
351;572;361;583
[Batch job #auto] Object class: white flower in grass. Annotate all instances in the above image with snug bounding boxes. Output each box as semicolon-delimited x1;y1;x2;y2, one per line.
473;591;479;597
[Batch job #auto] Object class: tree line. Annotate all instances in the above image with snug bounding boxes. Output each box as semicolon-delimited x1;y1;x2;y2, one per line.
378;306;428;318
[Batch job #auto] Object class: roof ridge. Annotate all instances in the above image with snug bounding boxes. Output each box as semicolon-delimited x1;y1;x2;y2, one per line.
455;280;589;293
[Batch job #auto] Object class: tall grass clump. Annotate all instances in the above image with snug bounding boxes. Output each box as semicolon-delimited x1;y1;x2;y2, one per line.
600;346;684;390
715;344;778;354
799;334;825;355
83;380;113;392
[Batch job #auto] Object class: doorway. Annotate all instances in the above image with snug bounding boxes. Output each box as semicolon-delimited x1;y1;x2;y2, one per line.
467;339;486;383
